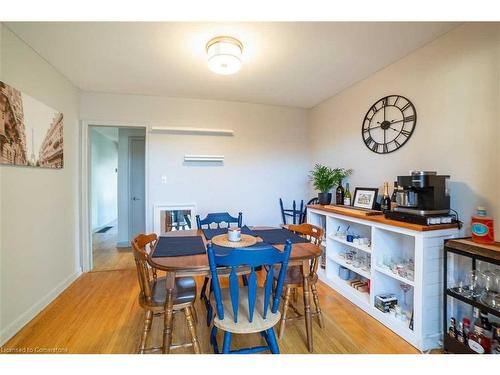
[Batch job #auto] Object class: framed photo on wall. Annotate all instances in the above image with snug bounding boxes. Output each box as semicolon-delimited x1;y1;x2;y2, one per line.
353;187;378;210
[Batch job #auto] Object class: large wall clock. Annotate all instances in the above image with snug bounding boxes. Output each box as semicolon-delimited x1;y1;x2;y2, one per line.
361;95;417;154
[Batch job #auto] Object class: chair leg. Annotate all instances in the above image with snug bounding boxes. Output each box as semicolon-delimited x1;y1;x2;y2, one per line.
241;274;248;286
139;310;153;354
278;286;292;340
210;326;219;354
265;328;280;354
185;306;201;354
200;277;209;299
311;282;324;328
222;331;232;354
292;288;298;304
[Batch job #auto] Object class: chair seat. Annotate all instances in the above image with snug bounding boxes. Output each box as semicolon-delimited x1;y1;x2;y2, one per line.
213;288;281;334
139;276;196;310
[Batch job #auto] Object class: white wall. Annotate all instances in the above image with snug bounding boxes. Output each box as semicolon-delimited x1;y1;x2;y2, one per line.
80;93;310;228
0;25;81;344
309;23;500;235
90;129;118;230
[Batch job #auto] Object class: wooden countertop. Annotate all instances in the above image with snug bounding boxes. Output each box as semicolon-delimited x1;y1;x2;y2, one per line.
308;204;459;232
445;238;500;261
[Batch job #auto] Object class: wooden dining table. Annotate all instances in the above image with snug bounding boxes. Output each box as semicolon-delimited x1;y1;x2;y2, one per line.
148;228;321;354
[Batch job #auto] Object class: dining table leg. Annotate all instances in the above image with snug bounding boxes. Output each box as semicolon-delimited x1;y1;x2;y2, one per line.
162;272;175;354
301;259;313;353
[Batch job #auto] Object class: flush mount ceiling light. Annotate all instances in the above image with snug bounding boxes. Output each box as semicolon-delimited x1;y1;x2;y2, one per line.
206;36;243;75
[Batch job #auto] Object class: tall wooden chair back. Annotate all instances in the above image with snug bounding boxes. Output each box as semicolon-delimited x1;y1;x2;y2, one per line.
132;233;158;302
279;198;304;225
196;212;243;229
287;223;324;273
300;197;319;224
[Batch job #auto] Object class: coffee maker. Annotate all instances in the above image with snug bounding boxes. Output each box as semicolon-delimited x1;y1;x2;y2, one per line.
385;171;454;225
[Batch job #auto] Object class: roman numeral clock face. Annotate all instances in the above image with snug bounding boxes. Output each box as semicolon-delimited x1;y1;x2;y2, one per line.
362;95;417;154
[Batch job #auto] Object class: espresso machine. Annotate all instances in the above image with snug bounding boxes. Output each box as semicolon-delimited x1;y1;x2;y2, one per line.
385;171;455;225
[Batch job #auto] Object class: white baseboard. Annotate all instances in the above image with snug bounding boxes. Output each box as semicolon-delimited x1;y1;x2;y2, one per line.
0;270;82;346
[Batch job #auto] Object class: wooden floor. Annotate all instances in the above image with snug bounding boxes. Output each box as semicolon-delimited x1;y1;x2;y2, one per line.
92;225;135;272
3;268;419;354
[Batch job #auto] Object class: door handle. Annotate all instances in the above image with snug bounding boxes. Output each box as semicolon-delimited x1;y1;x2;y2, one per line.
132;197;141;201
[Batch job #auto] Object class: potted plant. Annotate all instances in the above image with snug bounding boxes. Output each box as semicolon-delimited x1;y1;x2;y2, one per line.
310;164;353;205
309;164;336;205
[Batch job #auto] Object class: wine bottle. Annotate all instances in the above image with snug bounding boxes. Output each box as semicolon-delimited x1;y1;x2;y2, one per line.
390;181;398;210
381;182;391;213
335;180;345;205
344;183;351;206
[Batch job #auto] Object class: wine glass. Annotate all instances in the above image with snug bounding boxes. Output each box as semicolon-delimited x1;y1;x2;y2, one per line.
400;282;412;309
467;270;485;298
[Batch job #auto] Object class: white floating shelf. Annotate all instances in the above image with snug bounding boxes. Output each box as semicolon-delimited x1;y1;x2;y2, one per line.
150;126;234;136
184;154;224;163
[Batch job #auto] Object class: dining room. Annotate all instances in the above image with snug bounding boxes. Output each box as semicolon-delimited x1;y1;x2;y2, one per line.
1;1;500;373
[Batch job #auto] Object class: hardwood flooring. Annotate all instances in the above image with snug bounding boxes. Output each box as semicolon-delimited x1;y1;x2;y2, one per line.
92;225;135;272
2;268;418;354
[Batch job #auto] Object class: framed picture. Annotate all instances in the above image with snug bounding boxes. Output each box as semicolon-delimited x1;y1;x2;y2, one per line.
0;80;64;169
353;187;378;210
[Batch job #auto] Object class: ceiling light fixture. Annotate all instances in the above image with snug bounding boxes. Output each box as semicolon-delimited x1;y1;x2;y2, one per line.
206;36;243;75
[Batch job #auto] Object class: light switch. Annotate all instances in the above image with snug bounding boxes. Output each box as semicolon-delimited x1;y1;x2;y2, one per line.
161;175;167;184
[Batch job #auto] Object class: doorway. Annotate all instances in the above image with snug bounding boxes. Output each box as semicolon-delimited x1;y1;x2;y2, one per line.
88;125;146;271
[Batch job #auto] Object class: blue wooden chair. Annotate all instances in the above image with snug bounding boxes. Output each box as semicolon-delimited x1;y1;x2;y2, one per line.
196;212;242;229
279;198;304;225
207;241;292;354
196;212;243;325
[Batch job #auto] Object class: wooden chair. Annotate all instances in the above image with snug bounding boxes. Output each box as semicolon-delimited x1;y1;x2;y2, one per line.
207;241;292;354
276;223;325;342
196;212;242;229
300;197;319;224
196;211;243;325
132;233;200;353
279;198;304;225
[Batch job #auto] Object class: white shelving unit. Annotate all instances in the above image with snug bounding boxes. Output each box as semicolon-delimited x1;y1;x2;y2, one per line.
308;207;459;351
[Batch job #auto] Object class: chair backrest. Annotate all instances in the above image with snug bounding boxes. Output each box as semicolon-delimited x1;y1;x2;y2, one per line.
279;198;304;225
131;233;158;302
207;241;292;323
287;223;324;273
196;212;243;229
300;197;319;224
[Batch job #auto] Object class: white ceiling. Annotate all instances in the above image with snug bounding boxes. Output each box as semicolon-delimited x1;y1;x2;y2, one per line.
5;22;459;108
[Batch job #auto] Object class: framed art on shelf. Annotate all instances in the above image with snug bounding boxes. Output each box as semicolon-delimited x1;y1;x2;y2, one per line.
353;187;378;210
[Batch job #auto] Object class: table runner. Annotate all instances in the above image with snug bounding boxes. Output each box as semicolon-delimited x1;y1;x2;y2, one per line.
202;225;256;240
152;235;206;257
251;228;311;245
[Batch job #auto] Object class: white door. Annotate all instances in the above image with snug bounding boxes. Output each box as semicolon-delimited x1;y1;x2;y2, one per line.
128;136;145;238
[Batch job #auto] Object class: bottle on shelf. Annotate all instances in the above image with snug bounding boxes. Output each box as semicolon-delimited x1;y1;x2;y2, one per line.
457;322;465;344
448;317;457;339
344;183;351;206
462;317;470;346
335;180;345;205
390;181;398;210
381;182;391;213
492;324;500;354
468;308;492;353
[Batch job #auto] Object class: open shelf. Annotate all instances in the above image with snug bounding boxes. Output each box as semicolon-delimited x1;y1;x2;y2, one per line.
373;265;414;286
329;235;372;253
446;289;500;318
329;253;371;279
331;275;370;305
